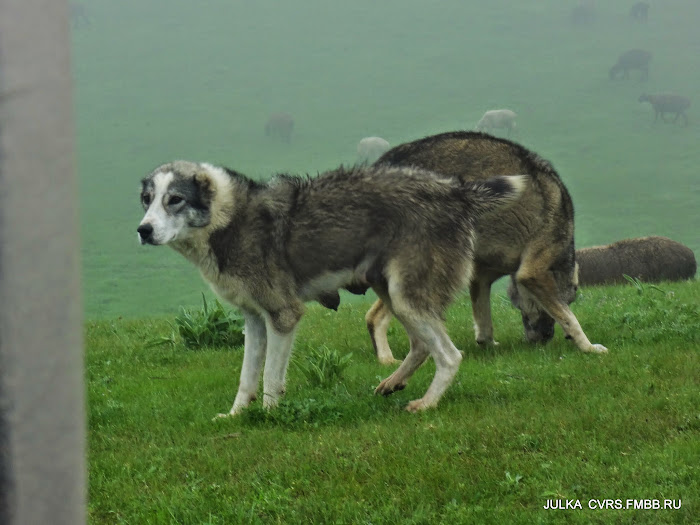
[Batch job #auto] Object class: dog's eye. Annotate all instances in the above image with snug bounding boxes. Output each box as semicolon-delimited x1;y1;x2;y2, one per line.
168;196;184;206
142;194;152;206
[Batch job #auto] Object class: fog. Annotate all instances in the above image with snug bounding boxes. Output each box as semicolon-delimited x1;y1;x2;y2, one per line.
70;0;700;318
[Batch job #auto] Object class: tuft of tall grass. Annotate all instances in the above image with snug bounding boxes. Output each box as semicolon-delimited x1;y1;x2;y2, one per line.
175;294;245;349
296;344;353;388
622;274;666;295
147;293;245;349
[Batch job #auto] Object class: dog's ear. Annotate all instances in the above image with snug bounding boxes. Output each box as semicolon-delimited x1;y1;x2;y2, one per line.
194;170;216;206
182;170;216;228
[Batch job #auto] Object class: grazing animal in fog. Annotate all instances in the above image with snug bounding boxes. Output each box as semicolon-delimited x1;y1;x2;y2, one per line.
609;49;651;81
629;2;649;22
364;131;607;365
576;237;696;286
137;161;527;415
639;93;691;125
476;109;517;135
357;137;390;164
264;113;294;143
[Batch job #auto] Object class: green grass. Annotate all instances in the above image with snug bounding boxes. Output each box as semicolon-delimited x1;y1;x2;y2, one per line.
87;280;699;524
71;0;700;319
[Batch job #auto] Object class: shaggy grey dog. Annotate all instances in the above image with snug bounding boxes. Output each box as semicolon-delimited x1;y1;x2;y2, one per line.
137;161;526;415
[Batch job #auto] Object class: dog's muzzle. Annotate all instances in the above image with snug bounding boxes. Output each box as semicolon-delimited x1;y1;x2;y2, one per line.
522;313;556;343
137;223;154;244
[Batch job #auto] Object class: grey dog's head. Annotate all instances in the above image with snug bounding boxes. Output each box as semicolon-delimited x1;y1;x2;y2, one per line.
137;161;231;246
506;262;579;343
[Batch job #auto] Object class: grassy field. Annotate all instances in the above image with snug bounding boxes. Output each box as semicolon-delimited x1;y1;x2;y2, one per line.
71;0;700;319
87;280;699;524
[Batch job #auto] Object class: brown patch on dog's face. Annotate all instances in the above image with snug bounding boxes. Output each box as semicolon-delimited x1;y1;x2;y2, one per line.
507;263;578;343
519;310;556;343
507;278;556;343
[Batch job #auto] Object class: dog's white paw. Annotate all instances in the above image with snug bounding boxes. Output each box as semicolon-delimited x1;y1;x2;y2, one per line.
212;412;235;422
405;399;429;413
262;392;283;411
378;357;402;366
589;344;608;354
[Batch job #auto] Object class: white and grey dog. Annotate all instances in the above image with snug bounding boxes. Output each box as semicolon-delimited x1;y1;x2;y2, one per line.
137;161;527;417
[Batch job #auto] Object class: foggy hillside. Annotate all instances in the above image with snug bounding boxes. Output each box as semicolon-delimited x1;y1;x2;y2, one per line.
70;0;700;317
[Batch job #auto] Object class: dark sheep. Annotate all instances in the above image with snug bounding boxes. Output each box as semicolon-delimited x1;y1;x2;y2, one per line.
576;236;696;287
264;113;294;143
639;93;691;126
629;2;649;22
609;49;651;81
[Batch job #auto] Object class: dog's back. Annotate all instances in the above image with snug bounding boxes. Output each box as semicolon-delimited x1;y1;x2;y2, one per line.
376;131;575;279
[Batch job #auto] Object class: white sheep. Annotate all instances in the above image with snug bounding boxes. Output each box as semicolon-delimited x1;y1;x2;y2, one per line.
357;136;390;163
475;109;517;135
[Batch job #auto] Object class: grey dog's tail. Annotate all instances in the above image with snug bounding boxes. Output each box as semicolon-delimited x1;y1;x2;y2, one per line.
466;174;528;215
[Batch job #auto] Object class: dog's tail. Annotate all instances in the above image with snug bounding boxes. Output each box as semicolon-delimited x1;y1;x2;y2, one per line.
464;174;528;216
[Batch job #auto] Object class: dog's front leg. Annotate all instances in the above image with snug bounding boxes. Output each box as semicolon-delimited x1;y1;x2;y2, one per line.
262;320;298;410
216;311;267;419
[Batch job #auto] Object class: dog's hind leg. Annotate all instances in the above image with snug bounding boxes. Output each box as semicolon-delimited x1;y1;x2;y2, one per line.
217;311;267;419
375;314;463;412
373;278;430;394
408;323;463;412
469;269;501;345
261;326;298;410
365;299;400;365
375;326;430;396
515;268;608;354
403;319;462;413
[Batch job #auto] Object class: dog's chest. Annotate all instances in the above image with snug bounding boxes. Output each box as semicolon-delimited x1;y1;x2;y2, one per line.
173;241;258;312
200;267;259;312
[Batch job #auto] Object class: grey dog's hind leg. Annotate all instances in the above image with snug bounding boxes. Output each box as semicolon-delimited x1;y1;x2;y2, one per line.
375;309;463;411
375;317;462;413
374;326;430;396
407;323;463;412
262;322;298;409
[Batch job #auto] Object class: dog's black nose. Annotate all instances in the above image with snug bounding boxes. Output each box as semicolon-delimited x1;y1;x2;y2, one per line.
137;223;153;242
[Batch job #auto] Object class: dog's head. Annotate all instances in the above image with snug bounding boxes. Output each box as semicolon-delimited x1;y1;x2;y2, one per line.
506;263;579;343
137;161;232;246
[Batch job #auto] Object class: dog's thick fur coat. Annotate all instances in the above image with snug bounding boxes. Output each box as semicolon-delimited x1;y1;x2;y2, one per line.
138;161;526;415
364;131;607;364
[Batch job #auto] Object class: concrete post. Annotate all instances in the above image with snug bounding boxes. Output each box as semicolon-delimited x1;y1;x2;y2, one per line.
0;0;86;523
